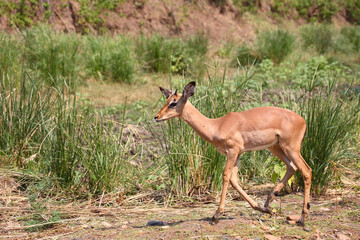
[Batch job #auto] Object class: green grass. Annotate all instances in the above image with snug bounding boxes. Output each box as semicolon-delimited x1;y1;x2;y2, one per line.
256;29;295;65
85;35;135;83
136;33;208;77
296;79;360;194
301;24;333;54
24;25;81;91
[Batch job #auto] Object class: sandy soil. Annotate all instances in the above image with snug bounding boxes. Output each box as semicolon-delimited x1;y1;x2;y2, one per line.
1;177;359;240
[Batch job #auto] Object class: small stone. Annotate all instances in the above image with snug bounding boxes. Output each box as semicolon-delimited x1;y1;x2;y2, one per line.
303;227;311;232
286;220;297;225
261;225;271;231
264;234;281;240
286;215;300;221
320;207;330;212
330;197;342;202
161;225;170;229
102;221;112;228
335;233;350;240
146;220;166;226
121;225;128;229
81;224;89;229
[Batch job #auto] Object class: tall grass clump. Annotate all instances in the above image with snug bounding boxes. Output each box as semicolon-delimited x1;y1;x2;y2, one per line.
0;69;141;194
340;26;360;52
301;24;333;54
136;33;208;76
232;44;262;66
256;29;295;65
85;35;135;83
296;78;360;194
0;33;22;77
23;25;81;91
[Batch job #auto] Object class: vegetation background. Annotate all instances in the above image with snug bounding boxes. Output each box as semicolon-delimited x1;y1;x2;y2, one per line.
0;0;359;239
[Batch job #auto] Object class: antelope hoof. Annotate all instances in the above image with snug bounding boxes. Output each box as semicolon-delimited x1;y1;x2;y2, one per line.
296;217;305;227
211;215;219;225
256;206;273;215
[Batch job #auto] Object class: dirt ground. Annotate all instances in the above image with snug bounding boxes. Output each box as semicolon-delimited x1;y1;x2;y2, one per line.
1;176;359;240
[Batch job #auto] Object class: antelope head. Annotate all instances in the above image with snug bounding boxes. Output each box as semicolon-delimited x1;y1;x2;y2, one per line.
154;81;196;122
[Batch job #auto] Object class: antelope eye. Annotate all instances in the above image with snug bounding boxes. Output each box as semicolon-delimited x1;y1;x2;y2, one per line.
168;101;177;108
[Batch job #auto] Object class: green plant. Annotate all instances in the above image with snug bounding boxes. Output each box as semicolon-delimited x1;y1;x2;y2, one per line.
23;25;81;91
301;24;333;54
344;0;360;24
295;79;360;194
256;29;295;65
218;40;236;58
293;0;338;22
136;34;208;76
340;26;360;52
85;35;135;83
233;44;262;66
0;33;22;77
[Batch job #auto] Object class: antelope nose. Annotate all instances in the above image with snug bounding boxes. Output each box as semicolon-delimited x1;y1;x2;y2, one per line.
154;115;159;120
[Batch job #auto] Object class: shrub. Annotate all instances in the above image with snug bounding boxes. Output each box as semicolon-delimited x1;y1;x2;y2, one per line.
0;33;22;77
232;44;262;66
340;26;360;52
136;33;208;76
85;35;135;83
23;25;81;91
296;79;360;194
256;29;295;65
344;0;360;24
0;71;140;194
301;24;333;54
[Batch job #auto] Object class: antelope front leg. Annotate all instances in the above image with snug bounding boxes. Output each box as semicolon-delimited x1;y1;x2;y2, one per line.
212;152;238;224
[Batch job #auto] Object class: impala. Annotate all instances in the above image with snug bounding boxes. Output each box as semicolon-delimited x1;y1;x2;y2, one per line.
154;82;312;227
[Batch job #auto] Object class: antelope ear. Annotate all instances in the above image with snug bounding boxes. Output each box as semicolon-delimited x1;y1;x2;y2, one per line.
159;87;172;99
182;82;196;101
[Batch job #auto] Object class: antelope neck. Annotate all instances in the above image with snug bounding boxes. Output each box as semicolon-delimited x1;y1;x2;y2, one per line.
180;101;217;143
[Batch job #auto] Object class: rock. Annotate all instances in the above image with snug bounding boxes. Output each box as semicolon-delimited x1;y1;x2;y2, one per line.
81;224;89;229
146;220;166;226
303;227;311;232
161;225;170;229
286;220;297;225
102;221;112;228
286;215;300;221
335;233;350;240
264;234;281;240
320;207;330;212
121;225;128;229
261;225;271;231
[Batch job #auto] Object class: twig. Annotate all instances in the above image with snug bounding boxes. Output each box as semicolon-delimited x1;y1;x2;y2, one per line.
6;217;87;230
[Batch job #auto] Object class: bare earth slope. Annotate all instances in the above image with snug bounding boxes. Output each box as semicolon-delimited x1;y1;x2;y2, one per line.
0;0;255;44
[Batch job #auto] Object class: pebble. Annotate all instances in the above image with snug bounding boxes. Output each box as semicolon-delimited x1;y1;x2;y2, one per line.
335;233;350;240
264;234;281;240
286;215;300;221
146;220;166;226
102;221;112;228
286;220;297;225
